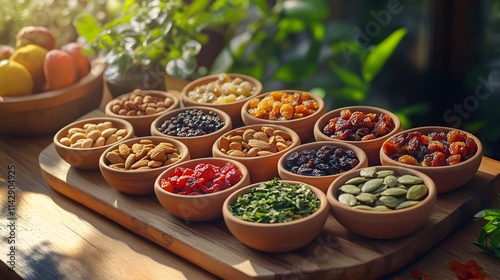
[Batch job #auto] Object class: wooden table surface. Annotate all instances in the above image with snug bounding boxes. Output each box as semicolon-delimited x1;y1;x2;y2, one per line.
1;92;499;279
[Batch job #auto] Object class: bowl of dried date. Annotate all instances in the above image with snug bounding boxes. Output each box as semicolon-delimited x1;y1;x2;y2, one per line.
181;73;263;126
99;136;190;195
150;106;232;159
313;106;402;166
53;117;135;170
154;157;250;222
222;178;329;252
379;126;482;193
212;124;301;183
327;166;437;239
104;89;180;136
278;141;369;194
241;90;325;142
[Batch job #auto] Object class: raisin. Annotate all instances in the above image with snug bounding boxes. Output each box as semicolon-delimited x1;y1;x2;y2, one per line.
398;155;418;165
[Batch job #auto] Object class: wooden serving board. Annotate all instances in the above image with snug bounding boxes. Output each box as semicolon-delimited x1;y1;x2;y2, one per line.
39;144;500;279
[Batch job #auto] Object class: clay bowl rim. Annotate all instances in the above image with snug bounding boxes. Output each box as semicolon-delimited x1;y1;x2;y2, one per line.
154;157;251;199
0;58;106;109
313;105;402;145
327;165;437;216
211;123;302;162
98;135;191;175
150;105;233;141
53;116;135;153
222;179;329;228
180;73;264;108
277;141;369;185
379;125;484;171
240;90;326;125
104;90;181;122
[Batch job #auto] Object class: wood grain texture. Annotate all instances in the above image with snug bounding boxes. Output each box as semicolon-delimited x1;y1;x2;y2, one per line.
38;137;500;279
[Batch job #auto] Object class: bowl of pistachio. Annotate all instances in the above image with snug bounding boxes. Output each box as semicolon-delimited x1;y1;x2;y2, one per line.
327;166;437;239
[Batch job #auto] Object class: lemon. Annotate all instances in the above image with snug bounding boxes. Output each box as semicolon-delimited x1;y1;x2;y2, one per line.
10;44;47;93
0;59;34;96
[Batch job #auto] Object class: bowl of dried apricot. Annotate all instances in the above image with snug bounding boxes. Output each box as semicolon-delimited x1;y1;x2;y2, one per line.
313;105;402;166
104;89;180;136
327;166;437;239
99;136;190;195
379;126;482;193
181;73;263;126
241;90;325;142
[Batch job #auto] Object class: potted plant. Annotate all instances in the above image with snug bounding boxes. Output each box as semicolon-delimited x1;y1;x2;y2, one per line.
74;0;249;97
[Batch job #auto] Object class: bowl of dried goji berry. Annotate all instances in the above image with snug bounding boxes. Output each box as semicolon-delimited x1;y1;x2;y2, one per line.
313;105;402;166
379;126;483;193
154;157;251;222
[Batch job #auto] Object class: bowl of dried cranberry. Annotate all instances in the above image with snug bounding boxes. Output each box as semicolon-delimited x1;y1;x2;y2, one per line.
379;126;483;193
241;90;326;142
277;141;368;193
313;106;402;166
154;157;250;222
150;106;232;158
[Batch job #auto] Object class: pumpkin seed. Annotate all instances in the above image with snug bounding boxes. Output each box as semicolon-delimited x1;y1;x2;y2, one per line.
360;167;377;178
338;193;357;207
373;205;391;211
339;184;361;195
361;178;384;193
397;175;423;185
381;187;408;197
406;184;428;201
384;175;398;187
375;170;395;178
356;193;378;204
396;200;420;209
379;195;401;208
345;176;368;185
353;205;374;210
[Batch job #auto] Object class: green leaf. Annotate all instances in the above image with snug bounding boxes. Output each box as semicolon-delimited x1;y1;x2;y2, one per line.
281;0;329;22
329;62;368;91
329;87;366;102
309;87;326;99
73;14;102;44
362;28;407;82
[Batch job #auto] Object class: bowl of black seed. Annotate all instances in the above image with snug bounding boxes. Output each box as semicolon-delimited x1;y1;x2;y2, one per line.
151;106;232;158
277;141;368;193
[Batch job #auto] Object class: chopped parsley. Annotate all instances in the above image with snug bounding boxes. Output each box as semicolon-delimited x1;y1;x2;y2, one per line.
229;178;321;223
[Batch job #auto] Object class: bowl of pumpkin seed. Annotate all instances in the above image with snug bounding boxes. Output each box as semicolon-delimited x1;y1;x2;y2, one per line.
326;166;437;239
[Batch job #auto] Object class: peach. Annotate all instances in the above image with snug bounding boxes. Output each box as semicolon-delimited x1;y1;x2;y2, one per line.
61;42;91;80
16;26;56;51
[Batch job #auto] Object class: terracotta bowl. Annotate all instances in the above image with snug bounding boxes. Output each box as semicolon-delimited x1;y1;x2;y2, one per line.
379;126;483;193
212;124;301;183
278;141;369;193
53;117;135;170
99;136;190;195
241;90;326;142
0;59;106;136
181;73;263;127
313;105;402;166
154;157;251;222
150;106;232;158
327;166;437;239
222;179;329;252
104;89;181;136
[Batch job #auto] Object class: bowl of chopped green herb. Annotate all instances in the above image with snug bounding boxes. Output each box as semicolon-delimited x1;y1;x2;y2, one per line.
222;178;329;253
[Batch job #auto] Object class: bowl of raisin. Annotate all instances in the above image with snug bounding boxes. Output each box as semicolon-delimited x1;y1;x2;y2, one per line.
150;106;232;158
313;106;402;166
277;141;368;193
379;126;483;193
181;73;263;127
241;90;326;142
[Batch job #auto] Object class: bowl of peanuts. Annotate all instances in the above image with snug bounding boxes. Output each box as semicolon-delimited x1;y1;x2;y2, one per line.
53;117;135;170
104;89;181;136
181;73;263;126
99;136;190;195
212;124;301;183
150;106;232;158
241;90;325;142
313;105;402;166
277;141;369;194
379;126;483;193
